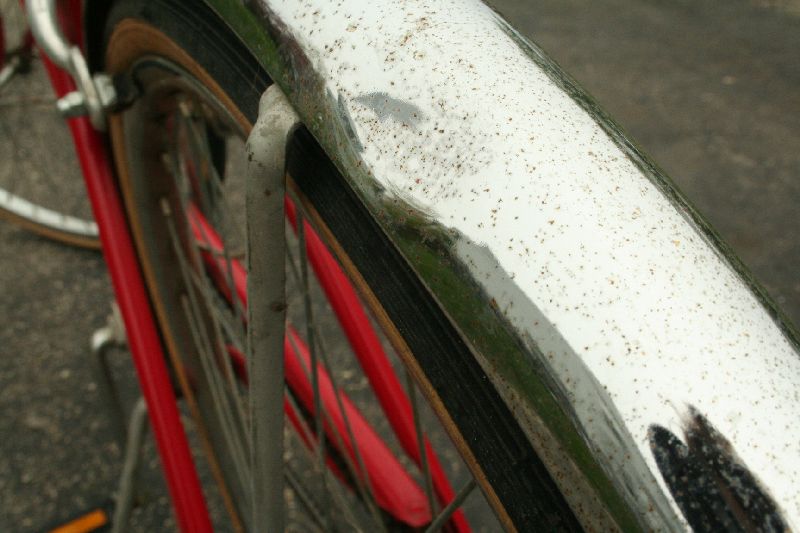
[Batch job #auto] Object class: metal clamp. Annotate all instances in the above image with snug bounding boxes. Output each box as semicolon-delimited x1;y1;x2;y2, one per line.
27;0;116;129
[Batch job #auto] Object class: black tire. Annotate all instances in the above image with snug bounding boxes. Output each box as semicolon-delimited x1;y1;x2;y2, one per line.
102;1;582;530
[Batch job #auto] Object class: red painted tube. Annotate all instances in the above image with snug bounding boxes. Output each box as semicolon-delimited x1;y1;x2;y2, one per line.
40;58;212;532
285;199;469;531
284;327;431;527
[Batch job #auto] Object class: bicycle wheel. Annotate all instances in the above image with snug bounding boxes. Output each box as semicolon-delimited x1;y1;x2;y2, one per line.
103;0;580;530
0;0;100;249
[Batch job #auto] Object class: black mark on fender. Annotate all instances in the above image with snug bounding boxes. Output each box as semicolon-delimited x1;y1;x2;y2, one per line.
648;406;787;533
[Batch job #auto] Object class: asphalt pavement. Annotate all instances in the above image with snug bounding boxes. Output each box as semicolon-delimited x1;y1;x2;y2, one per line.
1;1;798;531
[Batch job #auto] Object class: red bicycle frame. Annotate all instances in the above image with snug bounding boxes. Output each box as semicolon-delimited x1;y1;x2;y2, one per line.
40;3;213;531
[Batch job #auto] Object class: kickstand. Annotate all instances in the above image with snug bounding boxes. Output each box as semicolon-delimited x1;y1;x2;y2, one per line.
90;303;151;531
90;303;128;445
111;397;148;533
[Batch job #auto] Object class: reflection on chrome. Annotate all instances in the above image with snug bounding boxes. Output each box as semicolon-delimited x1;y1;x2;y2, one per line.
649;406;788;532
220;0;800;529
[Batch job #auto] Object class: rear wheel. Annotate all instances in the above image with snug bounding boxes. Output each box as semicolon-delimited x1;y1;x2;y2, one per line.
103;0;580;531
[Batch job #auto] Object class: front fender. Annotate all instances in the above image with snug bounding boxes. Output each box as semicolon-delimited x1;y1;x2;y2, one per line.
205;1;800;530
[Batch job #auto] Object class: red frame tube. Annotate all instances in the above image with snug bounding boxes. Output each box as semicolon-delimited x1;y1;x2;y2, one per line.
284;327;431;526
38;6;212;531
285;200;469;532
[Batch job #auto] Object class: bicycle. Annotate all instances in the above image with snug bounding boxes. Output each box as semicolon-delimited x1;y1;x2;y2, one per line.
2;0;799;532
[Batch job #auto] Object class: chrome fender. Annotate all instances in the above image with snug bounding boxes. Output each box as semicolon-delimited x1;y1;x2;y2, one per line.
211;0;800;530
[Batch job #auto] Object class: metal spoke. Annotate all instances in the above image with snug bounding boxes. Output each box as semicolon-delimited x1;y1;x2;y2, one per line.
172;195;247;397
285;390;367;532
169;231;251;475
406;368;437;518
180;107;248;332
163;143;249;435
179;293;252;487
311;329;388;531
188;275;245;353
425;478;476;533
177;99;215;220
163;201;252;499
180;287;252;494
286;216;388;532
285;462;326;533
184;264;249;423
287;329;399;532
295;208;329;511
177;104;247;319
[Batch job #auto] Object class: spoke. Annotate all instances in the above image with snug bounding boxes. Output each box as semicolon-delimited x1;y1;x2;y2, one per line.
191;276;245;353
180;293;253;498
287;327;390;532
166;126;244;349
183;108;248;331
295;208;329;511
425;479;476;533
184;264;249;425
220;234;247;326
164;147;250;435
285;390;367;532
406;368;437;517
284;224;304;290
176;214;247;391
177;104;248;330
285;462;326;533
283;196;469;530
179;293;251;484
163;201;252;499
286;220;388;532
312;329;388;530
285;515;325;533
177;99;214;220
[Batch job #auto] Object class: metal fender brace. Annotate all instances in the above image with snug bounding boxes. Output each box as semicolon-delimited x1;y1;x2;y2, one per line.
245;85;300;532
26;0;118;128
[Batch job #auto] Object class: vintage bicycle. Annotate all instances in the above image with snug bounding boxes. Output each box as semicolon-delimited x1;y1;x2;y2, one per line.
1;0;798;531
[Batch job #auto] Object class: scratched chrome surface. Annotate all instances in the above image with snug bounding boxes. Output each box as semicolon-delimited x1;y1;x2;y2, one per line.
229;0;800;530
